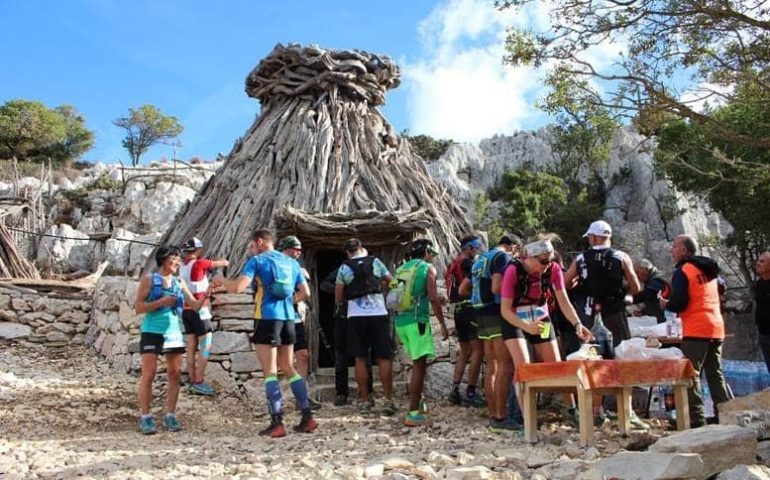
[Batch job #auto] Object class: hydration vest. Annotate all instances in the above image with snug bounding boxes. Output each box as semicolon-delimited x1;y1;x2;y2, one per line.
343;256;381;299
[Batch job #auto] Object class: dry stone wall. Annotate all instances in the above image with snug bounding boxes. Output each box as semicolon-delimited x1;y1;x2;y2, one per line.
0;286;91;345
85;276;459;399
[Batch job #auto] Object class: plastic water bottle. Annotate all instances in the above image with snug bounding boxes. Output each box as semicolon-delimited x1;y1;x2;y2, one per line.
664;310;677;336
591;306;615;359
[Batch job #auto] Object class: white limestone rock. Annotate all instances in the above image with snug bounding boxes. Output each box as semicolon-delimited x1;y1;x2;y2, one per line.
36;224;93;272
716;465;770;480
650;424;757;478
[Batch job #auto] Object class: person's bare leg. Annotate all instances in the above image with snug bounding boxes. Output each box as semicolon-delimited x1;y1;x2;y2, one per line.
492;338;512;419
185;335;197;382
354;357;371;402
165;352;183;413
295;348;309;379
138;354;157;415
377;358;394;400
467;339;483;390
483;340;497;418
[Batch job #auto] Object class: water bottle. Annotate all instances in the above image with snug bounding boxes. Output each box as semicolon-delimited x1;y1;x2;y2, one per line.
590;306;615;359
673;316;682;338
664;310;676;336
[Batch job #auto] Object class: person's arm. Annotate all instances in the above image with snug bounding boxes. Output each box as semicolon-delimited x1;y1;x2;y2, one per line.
210;259;230;269
181;281;208;310
458;277;472;297
663;268;689;313
213;275;252;294
134;274;176;315
490;253;507;294
426;265;448;340
334;265;347;304
622;253;641;295
295;281;310;304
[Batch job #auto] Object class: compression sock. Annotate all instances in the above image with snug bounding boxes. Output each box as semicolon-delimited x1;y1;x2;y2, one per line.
264;375;282;416
289;373;310;411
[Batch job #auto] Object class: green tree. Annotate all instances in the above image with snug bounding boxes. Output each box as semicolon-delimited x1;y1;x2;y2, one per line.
113;105;183;166
43;105;95;165
0;99;64;160
499;0;770;161
401;130;453;162
0;99;94;165
490;169;567;238
656;81;770;285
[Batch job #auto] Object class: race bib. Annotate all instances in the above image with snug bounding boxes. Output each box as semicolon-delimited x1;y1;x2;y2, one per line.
515;305;548;324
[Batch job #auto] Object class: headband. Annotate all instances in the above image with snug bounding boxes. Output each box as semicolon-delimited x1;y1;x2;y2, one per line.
461;238;482;250
524;240;554;257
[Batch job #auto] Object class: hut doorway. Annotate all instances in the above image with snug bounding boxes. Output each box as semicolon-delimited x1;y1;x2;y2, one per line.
315;249;345;368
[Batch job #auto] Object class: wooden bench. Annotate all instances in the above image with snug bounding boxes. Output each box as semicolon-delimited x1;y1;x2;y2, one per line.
514;359;696;446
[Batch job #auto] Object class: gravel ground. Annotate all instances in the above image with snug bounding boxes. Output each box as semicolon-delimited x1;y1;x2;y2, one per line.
0;343;671;479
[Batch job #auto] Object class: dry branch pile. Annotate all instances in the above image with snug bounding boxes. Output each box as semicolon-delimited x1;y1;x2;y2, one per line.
160;43;472;270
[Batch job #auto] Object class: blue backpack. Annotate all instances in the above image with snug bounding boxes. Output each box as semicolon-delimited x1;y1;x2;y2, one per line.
263;251;296;299
149;273;184;317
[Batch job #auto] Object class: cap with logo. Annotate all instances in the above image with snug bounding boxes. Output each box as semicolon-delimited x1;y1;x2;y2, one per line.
583;220;612;238
181;237;203;251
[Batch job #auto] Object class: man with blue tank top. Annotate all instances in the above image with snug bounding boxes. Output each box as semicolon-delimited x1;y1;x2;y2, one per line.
134;245;210;435
213;229;314;438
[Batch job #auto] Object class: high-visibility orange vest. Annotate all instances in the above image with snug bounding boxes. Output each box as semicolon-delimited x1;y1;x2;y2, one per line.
680;262;725;339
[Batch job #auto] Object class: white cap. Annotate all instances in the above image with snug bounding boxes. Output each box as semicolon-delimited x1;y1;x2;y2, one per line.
583;220;612;237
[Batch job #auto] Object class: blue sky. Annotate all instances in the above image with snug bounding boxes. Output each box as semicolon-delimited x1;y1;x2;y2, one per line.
1;0;553;164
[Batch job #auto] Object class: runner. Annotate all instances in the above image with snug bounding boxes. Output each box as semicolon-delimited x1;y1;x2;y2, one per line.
393;239;449;426
135;245;211;434
179;237;229;396
499;235;592;424
213;229;316;437
445;235;485;407
277;235;322;410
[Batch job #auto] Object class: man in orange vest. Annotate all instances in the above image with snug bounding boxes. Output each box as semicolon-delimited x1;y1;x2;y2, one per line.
662;234;733;427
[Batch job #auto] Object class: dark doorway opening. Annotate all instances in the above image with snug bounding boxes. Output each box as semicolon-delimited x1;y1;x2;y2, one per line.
316;249;346;368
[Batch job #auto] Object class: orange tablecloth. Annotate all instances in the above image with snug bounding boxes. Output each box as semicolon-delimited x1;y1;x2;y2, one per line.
514;359;696;390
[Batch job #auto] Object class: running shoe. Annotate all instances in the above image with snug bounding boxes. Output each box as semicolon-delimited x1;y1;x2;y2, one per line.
488;417;523;433
334;395;348;406
404;412;428;427
293;416;318;433
448;389;462;405
594;415;610;428
139;416;157;435
358;401;372;414
258;420;287;438
190;382;216;396
164;413;182;432
382;399;397;416
463;394;487;408
418;398;428;414
629;411;650;430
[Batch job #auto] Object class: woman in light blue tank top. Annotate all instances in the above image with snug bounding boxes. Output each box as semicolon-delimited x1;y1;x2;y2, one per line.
133;245;210;435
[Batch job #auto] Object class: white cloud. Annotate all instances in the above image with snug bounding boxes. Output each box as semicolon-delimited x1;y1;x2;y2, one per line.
404;0;549;142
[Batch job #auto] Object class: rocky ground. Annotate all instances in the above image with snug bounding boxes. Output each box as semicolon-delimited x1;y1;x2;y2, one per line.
0;343;676;479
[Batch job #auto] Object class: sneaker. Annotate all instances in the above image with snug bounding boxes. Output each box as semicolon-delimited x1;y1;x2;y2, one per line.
139;416;157;435
258;421;287;438
293;416;318;433
404;412;428;427
463;394;487;408
164;413;182;432
594;415;610;428
358;401;372;414
382;399;397;416
448;389;462;405
190;382;216;396
334;395;348;406
629;411;649;430
308;398;323;411
565;407;579;428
